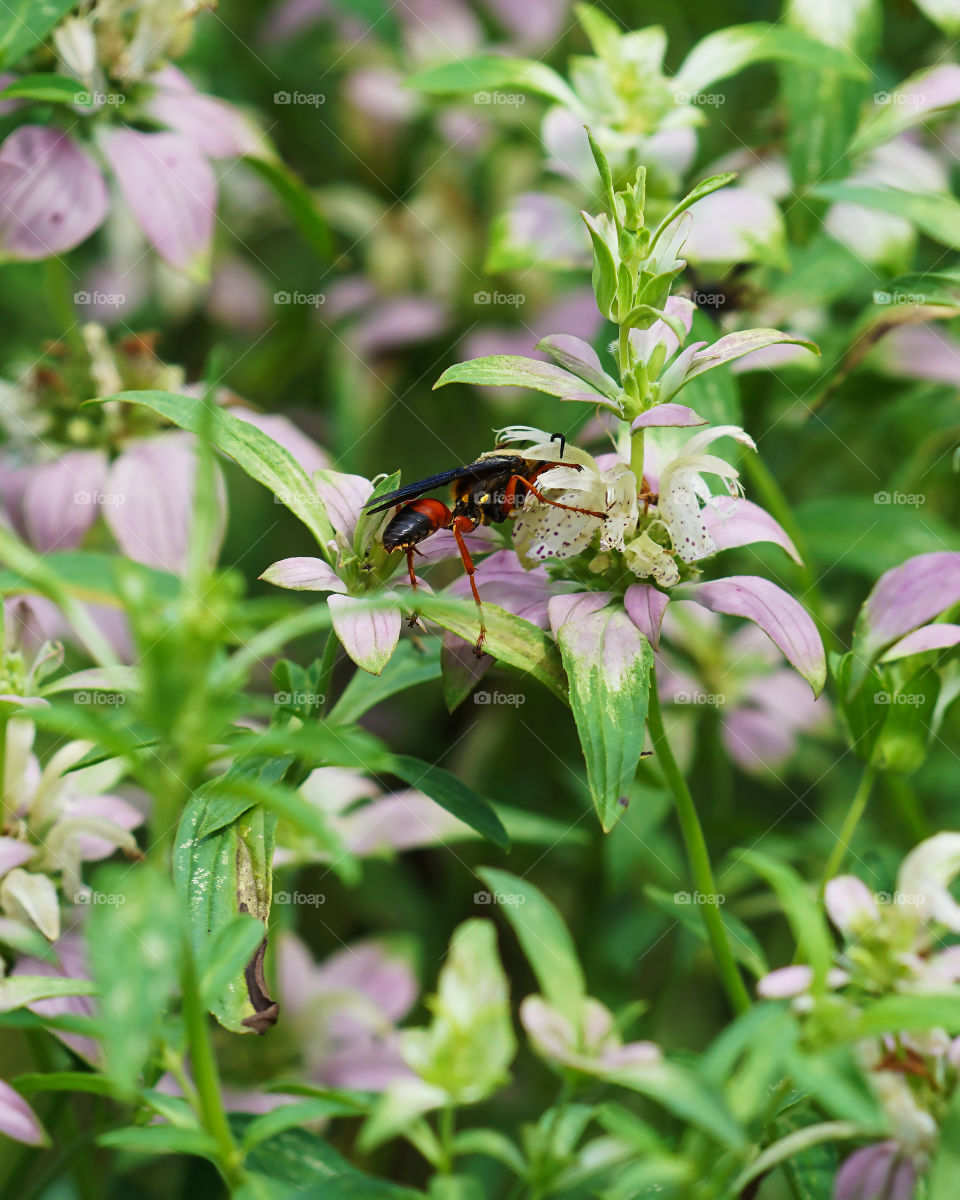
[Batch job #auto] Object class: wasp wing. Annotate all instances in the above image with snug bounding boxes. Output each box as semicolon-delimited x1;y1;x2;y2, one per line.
363;457;519;514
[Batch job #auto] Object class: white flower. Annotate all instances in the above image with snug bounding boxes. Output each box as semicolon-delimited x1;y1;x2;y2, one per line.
623;529;679;586
656;425;756;564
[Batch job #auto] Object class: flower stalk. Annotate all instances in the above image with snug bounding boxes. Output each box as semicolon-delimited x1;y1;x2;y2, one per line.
647;676;750;1014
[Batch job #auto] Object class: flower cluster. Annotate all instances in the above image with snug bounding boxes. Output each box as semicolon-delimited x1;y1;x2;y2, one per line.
759;835;960;1194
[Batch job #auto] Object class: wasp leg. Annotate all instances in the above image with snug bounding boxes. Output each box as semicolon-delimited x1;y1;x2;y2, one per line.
510;474;608;520
451;515;486;657
404;545;422;628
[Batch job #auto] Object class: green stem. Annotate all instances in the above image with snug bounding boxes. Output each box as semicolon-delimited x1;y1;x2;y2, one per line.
180;945;245;1190
43;258;85;360
630;427;645;482
316;630;340;717
437;1104;455;1174
647;678;750;1014
821;763;877;887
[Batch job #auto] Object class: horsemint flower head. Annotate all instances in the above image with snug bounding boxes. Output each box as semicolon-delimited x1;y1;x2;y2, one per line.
0;6;261;278
0;602;144;942
758;834;960;1194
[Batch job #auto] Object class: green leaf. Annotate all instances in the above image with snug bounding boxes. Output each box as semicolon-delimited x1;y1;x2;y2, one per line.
407;56;583;112
389;756;509;850
852;64;960;157
241;1099;373;1152
813;182;960;250
86;865;182;1096
852;992;960;1036
733;1122;863;1194
200;915;269;1012
643;886;768;979
14;1071;116;1098
0;976;96;1012
556;606;653;831
674;23;868;95
477;868;585;1028
433;356;608;404
0;73;93;105
174;795;277;1034
413;592;568;703
929;1068;960;1198
330;641;441;724
243;155;331;259
739;850;833;987
0;0;77;67
97;1126;221;1160
607;1060;746;1149
650;173;738;249
86;391;335;548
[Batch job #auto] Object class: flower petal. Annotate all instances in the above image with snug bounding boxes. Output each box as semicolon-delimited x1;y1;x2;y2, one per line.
228;409;329;477
880;622;960;662
756;964;813;999
0;839;33;877
682;576;826;695
855;552;960;667
328;594;400;675
685;329;818;381
21;450;107;553
146;65;261;158
0;869;59;940
315;471;373;542
340;792;470;855
547;591;612;636
701;496;801;563
623;583;669;650
0;1080;46;1146
0;127;108;258
631;403;708;429
898;833;960;932
824;876;879;936
103;433;226;575
100;128;215;279
260;557;346;592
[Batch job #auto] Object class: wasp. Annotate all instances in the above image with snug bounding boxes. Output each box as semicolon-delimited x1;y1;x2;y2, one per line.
364;435;607;656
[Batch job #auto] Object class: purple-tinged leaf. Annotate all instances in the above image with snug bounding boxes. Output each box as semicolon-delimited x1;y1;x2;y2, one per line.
702;496;801;562
548;591;612;635
880;622;960;662
227;409;329;478
260;556;346;592
624;584;670;650
684;329;819;381
0;127;108;258
552;599;654;831
0;1080;46;1147
21;450;107;553
328;594;401;675
855;552;960;670
103;433;225;575
315;470;372;542
535;335;619;399
100;128;215;280
682;575;826;695
434;355;613;406
631;403;708;430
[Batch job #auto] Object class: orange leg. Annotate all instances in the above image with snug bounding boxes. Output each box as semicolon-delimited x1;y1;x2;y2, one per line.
451;514;486;656
510;474;607;520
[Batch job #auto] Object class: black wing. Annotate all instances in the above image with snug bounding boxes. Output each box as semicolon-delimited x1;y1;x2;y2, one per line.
363;456;520;515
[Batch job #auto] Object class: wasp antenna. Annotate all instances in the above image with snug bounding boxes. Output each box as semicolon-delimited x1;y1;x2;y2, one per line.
550;432;566;458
